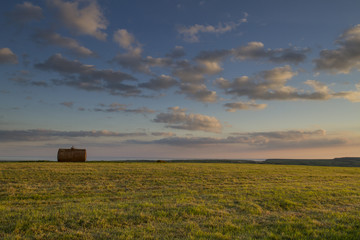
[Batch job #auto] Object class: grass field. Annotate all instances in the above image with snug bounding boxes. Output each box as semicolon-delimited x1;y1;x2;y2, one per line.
1;162;360;239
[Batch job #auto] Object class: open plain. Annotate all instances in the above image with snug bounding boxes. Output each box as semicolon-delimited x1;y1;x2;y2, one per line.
1;162;360;239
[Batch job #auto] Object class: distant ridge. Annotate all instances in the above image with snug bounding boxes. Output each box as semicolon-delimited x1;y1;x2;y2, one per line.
334;157;360;160
264;157;360;167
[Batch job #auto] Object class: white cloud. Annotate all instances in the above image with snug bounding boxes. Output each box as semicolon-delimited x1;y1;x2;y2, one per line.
304;80;330;94
224;101;267;112
332;82;360;102
139;75;178;90
131;129;347;150
7;1;43;25
153;107;222;133
33;29;95;57
314;24;360;74
178;83;218;103
112;30;172;75
35;54;139;96
216;66;360;102
172;56;224;85
239;129;326;140
0;48;18;64
113;29;138;50
193;41;309;70
0;129;147;142
172;60;207;83
93;103;155;114
305;80;360;102
215;65;335;100
215;65;303;100
178;14;248;42
151;132;175;137
47;0;108;40
233;41;309;64
113;50;171;74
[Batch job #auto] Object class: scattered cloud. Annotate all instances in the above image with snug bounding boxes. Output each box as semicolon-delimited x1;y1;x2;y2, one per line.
178;14;248;42
233;42;309;64
2;2;360;159
153;106;222;133
139;75;178;90
232;129;348;149
135;136;225;146
132;129;347;150
195;49;231;63
31;81;49;87
331;82;360;102
172;60;206;83
166;46;185;59
314;24;360;74
94;103;126;112
169;55;226;102
9;70;50;87
35;54;139;96
215;65;334;100
112;49;149;74
233;129;326;141
172;58;222;84
0;48;18;64
112;29;172;74
111;39;311;104
124;107;156;114
35;53;93;74
47;0;108;40
224;101;267;112
195;42;309;65
113;48;171;74
178;83;217;102
33;29;95;57
60;101;74;108
304;80;360;102
6;1;43;25
0;129;147;142
217;70;360;102
93;103;155;114
113;29;140;51
151;132;175;137
112;38;307;104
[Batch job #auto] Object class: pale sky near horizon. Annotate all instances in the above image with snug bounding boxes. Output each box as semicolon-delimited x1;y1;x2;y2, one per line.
0;0;359;160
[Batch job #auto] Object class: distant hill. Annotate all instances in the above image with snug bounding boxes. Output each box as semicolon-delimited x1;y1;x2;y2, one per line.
264;157;360;167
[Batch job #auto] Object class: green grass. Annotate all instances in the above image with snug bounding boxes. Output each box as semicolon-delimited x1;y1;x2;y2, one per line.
1;162;360;239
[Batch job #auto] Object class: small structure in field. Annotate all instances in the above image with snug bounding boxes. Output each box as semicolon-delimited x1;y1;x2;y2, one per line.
57;146;86;162
156;160;167;163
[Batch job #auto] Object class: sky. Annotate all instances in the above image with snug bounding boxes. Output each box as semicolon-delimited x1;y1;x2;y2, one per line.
0;0;360;160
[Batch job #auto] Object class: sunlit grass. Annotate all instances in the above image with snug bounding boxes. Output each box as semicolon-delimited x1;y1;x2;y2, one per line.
1;162;360;239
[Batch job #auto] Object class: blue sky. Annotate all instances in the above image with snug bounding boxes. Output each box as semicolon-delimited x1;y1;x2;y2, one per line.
1;0;359;160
